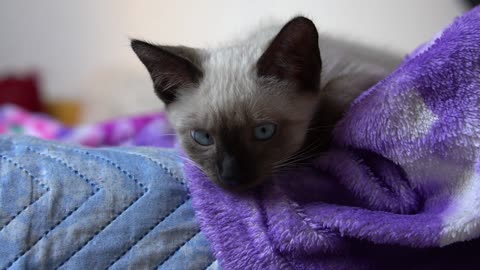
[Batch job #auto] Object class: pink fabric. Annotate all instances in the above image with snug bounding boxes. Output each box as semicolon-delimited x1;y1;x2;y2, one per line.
0;104;175;148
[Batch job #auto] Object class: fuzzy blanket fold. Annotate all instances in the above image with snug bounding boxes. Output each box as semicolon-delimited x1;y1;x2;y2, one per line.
186;7;480;269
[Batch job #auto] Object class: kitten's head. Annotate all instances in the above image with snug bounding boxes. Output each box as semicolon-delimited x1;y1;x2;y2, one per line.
132;17;322;190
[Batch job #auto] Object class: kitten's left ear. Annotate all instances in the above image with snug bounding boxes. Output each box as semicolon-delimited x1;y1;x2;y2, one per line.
131;39;204;105
257;17;322;91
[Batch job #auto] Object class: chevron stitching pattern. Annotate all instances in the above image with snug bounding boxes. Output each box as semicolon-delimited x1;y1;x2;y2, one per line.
106;198;191;269
156;229;201;269
0;154;49;232
55;149;148;269
3;148;101;269
109;150;186;187
0;137;217;270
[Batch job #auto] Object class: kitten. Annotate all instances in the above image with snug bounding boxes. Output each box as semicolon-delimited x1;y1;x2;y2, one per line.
131;16;401;190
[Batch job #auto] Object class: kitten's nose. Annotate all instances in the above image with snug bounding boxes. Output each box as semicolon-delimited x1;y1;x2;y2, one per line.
217;154;243;186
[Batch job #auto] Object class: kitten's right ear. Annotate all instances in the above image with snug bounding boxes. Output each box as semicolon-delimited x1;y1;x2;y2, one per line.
257;17;321;91
131;39;203;105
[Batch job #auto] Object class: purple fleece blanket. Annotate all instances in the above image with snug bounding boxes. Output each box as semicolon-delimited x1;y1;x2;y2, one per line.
186;7;480;269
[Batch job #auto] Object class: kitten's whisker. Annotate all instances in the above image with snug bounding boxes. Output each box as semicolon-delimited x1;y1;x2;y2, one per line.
179;156;201;167
180;157;206;174
273;157;318;170
273;149;327;171
154;133;177;136
273;138;326;166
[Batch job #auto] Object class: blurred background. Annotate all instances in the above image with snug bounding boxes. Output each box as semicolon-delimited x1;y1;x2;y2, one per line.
0;0;475;125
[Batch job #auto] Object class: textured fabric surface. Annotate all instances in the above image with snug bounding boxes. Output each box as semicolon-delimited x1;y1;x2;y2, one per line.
0;135;218;270
186;7;480;270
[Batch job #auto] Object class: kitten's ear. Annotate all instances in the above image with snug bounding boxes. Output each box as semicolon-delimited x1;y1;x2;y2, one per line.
257;17;321;91
131;39;203;105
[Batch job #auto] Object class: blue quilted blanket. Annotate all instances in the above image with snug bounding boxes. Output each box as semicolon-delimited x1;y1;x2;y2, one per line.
0;135;218;270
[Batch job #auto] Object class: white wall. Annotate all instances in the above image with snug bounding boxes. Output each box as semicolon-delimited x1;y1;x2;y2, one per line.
0;0;468;121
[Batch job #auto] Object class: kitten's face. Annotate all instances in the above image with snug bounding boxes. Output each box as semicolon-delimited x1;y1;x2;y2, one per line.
169;76;319;189
132;17;321;190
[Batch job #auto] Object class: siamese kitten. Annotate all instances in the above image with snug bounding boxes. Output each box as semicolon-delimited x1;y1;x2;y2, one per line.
132;16;401;190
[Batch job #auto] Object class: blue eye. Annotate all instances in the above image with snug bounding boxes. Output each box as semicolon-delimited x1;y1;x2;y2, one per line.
254;123;276;140
191;130;214;146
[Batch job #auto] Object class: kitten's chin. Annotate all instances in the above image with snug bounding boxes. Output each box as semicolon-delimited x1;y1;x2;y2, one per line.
211;175;271;192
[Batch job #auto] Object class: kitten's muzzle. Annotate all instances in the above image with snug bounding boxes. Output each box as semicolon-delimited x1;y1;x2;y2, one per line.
216;153;245;187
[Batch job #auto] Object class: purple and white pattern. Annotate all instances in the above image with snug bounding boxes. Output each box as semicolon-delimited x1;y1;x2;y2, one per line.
186;7;480;269
0;105;176;148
